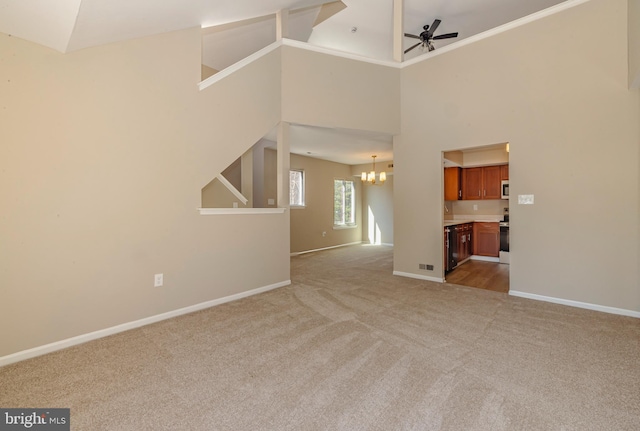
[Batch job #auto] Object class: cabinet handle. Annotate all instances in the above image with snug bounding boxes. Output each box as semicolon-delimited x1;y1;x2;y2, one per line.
484;189;486;196
459;190;461;198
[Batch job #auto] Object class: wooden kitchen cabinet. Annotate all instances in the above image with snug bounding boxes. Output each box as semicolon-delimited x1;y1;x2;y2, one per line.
482;166;502;199
444;167;462;200
500;164;509;180
473;222;500;257
462;167;483;199
461;223;473;261
454;223;473;263
462;166;502;200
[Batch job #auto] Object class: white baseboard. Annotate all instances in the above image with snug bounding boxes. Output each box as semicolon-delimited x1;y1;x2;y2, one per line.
0;280;291;368
470;255;500;263
290;241;363;256
393;271;444;283
509;291;640;318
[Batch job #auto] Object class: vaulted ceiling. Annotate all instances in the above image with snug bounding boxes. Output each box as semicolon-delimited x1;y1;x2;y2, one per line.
0;0;569;165
0;0;568;60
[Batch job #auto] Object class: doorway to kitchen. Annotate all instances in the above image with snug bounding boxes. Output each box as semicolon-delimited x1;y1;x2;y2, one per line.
442;143;510;293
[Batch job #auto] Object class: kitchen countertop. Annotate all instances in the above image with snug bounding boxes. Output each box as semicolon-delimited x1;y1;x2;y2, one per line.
443;218;502;227
444;220;475;227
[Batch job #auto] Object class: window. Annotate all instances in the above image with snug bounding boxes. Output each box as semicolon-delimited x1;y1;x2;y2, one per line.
289;170;305;207
334;179;355;226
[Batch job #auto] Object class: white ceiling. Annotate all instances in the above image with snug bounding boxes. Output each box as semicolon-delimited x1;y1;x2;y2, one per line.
311;0;567;61
0;0;569;61
0;0;568;165
265;124;394;165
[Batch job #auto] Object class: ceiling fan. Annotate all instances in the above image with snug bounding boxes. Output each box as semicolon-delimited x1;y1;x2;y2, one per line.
404;19;458;54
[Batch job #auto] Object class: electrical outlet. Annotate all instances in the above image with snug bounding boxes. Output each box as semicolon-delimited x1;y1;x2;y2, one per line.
322;231;327;237
473;204;478;210
154;273;163;287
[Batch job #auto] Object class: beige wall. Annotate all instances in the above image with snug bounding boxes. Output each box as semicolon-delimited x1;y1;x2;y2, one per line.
462;148;509;167
281;45;401;135
0;28;289;357
396;0;639;311
201;177;249;208
362;176;394;245
290;154;362;253
263;148;278;208
630;0;640;88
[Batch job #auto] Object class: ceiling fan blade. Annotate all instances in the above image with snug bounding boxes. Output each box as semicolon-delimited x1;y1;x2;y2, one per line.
432;32;459;40
428;19;441;37
404;33;421;40
404;42;421;54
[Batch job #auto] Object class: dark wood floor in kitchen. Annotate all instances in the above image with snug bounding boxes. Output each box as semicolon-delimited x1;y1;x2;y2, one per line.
445;260;509;293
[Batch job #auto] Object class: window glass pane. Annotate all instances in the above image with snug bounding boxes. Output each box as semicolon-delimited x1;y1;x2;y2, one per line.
346;180;355;224
290;170;304;206
334;179;355;226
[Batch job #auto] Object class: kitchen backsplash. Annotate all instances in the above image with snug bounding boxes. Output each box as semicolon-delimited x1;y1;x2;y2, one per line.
444;200;508;219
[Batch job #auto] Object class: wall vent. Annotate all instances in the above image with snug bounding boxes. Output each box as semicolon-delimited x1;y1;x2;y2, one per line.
419;264;434;271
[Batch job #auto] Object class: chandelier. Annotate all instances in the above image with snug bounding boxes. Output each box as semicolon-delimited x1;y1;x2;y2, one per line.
361;155;386;185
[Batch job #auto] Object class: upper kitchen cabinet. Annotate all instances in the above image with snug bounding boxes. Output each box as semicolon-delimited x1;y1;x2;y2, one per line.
444;167;462;200
483;166;501;199
500;164;509;181
462;167;483;199
462;165;504;200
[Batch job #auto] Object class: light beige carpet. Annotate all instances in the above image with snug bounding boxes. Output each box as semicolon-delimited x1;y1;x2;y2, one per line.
1;245;639;430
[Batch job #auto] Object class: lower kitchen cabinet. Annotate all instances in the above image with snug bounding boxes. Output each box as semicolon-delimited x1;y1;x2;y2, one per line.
473;222;499;257
457;223;473;262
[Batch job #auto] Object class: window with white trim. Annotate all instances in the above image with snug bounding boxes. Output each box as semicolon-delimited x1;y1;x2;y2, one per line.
334;179;355;226
289;170;305;207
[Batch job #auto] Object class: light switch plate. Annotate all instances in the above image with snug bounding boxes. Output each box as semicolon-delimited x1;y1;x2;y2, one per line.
518;194;534;205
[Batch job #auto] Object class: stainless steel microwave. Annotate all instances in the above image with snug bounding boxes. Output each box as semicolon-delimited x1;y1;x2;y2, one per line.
501;180;509;199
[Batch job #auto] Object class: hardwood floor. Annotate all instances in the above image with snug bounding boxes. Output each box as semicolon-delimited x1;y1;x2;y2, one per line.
445;260;509;293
